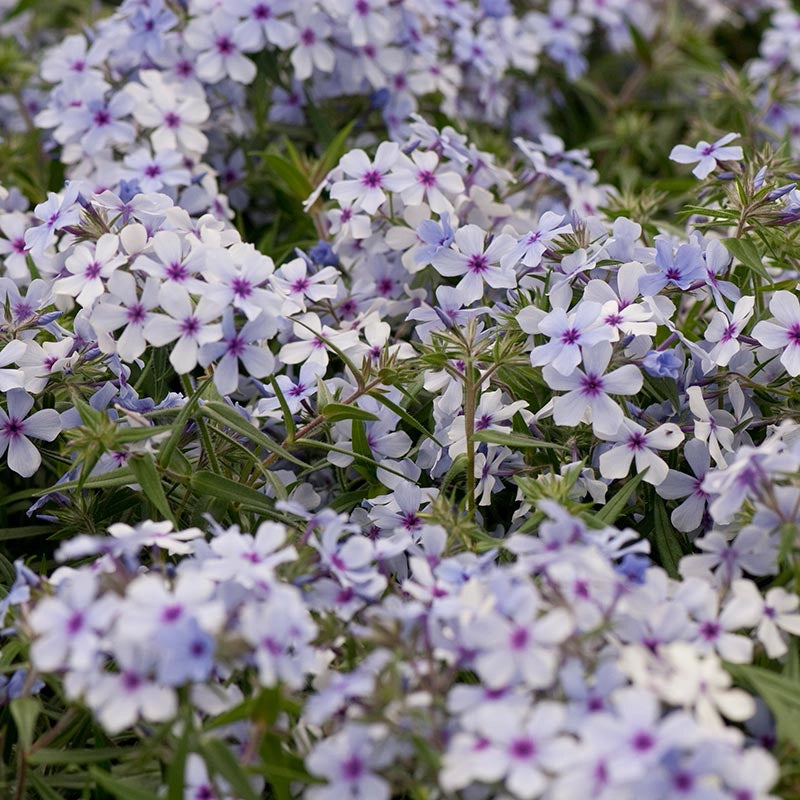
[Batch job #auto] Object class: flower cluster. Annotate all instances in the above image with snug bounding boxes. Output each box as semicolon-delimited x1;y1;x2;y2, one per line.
2;1;800;798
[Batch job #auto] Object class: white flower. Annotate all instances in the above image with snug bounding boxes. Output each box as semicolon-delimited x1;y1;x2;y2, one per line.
751;290;800;376
431;223;517;304
669;133;743;179
726;581;800;659
54;233;126;308
143;283;223;374
531;302;614;375
0;389;62;478
704;295;755;367
598;419;684;486
330;142;401;215
382;150;464;214
543;342;643;436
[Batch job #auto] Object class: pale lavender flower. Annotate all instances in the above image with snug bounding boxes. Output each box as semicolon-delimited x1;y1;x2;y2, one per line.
0;389;61;477
669;133;743;179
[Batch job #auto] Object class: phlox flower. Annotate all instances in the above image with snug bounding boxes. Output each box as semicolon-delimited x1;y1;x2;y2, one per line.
542;342;643;436
143;283;223;374
431;223;517;304
126;70;210;153
279;312;360;368
85;642;177;734
723;581;800;659
639;239;705;296
530;301;613;375
306;725;391;800
53;233;126;308
28;574;116;672
184;9;258;84
382;149;465;214
330;142;400;215
230;0;298;50
598;418;684;486
679;527;779;585
501;211;572;270
290;14;335;81
198;309;277;396
751;290;800;376
655;439;711;532
25;183;81;256
0;389;61;478
686;386;735;468
239;585;318;689
669;132;743;179
271;256;339;315
0;339;25;391
704;295;755;368
90;272;161;362
440;701;575;799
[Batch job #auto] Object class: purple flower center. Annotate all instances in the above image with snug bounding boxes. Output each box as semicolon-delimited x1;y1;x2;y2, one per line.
227;335;245;357
93;109;111;127
475;413;492;431
2;418;24;439
162;603;183;622
560;327;580;345
699;620;721;641
361;169;382;188
467;254;488;274
288;382;306;398
253;2;272;19
788;323;800;345
721;323;737;342
215;36;234;55
417;169;436;187
164;111;181;128
231;276;253;298
180;316;200;337
580;373;603;396
764;605;776;619
510;737;536;759
84;261;101;279
627;432;647;451
121;671;142;692
166;262;188;282
11;237;26;254
66;611;84;635
673;772;694;792
510;626;528;650
355;0;370;15
127;304;146;324
631;731;654;752
144;164;161;178
341;755;365;781
300;28;315;45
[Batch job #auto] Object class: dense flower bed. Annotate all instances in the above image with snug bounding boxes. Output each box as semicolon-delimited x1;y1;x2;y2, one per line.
2;0;800;798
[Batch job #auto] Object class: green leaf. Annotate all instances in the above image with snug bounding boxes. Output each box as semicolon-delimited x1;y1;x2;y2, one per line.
651;497;683;578
313;120;356;184
10;696;40;751
472;429;568;451
27;773;65;800
594;469;648;525
0;524;55;542
723;238;772;282
726;664;800;747
36;466;136;496
190;471;287;521
262;153;313;200
320;403;379;423
127;453;176;526
167;725;191;800
368;390;441;446
29;747;139;766
201;401;309;468
90;769;157;800
199;738;260;800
